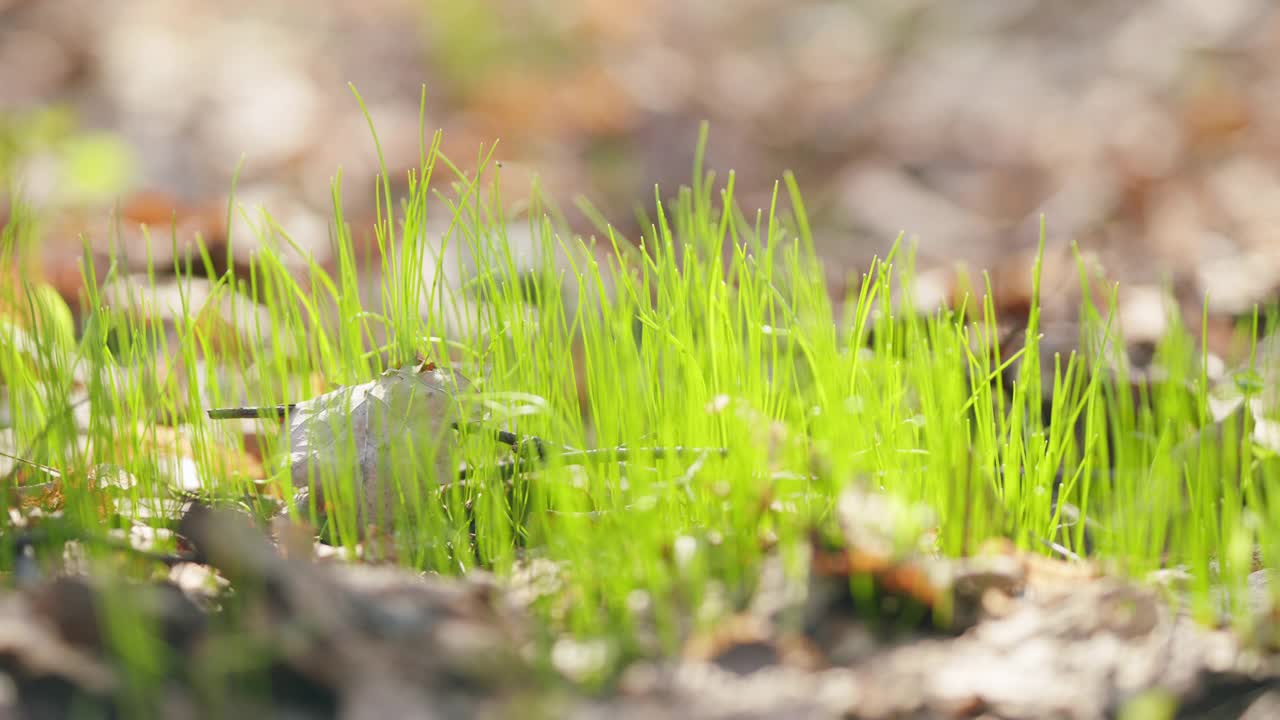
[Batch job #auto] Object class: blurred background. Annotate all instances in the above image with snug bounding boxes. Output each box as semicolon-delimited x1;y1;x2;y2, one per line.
4;0;1280;342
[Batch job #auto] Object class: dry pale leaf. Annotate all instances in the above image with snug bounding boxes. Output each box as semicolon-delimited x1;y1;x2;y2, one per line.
286;361;475;525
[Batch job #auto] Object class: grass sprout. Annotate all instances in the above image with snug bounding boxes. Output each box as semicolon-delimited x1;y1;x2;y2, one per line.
0;112;1276;688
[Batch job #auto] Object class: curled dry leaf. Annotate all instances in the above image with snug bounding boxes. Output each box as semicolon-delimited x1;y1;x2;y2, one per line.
286;360;476;526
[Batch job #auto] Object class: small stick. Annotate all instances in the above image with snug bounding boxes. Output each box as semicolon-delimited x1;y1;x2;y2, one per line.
207;405;296;420
206;407;730;478
556;446;729;461
454;444;730;483
1037;536;1084;563
0;449;63;479
12;525;196;570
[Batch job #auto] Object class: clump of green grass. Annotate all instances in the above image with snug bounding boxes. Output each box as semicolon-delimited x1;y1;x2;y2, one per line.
0;105;1276;692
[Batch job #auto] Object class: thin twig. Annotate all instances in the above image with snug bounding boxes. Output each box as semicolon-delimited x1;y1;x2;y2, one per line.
0;394;90;487
10;525;196;570
1037;536;1084;563
0;449;63;479
205;407;731;483
207;405;296;420
556;446;730;461
453;443;731;483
